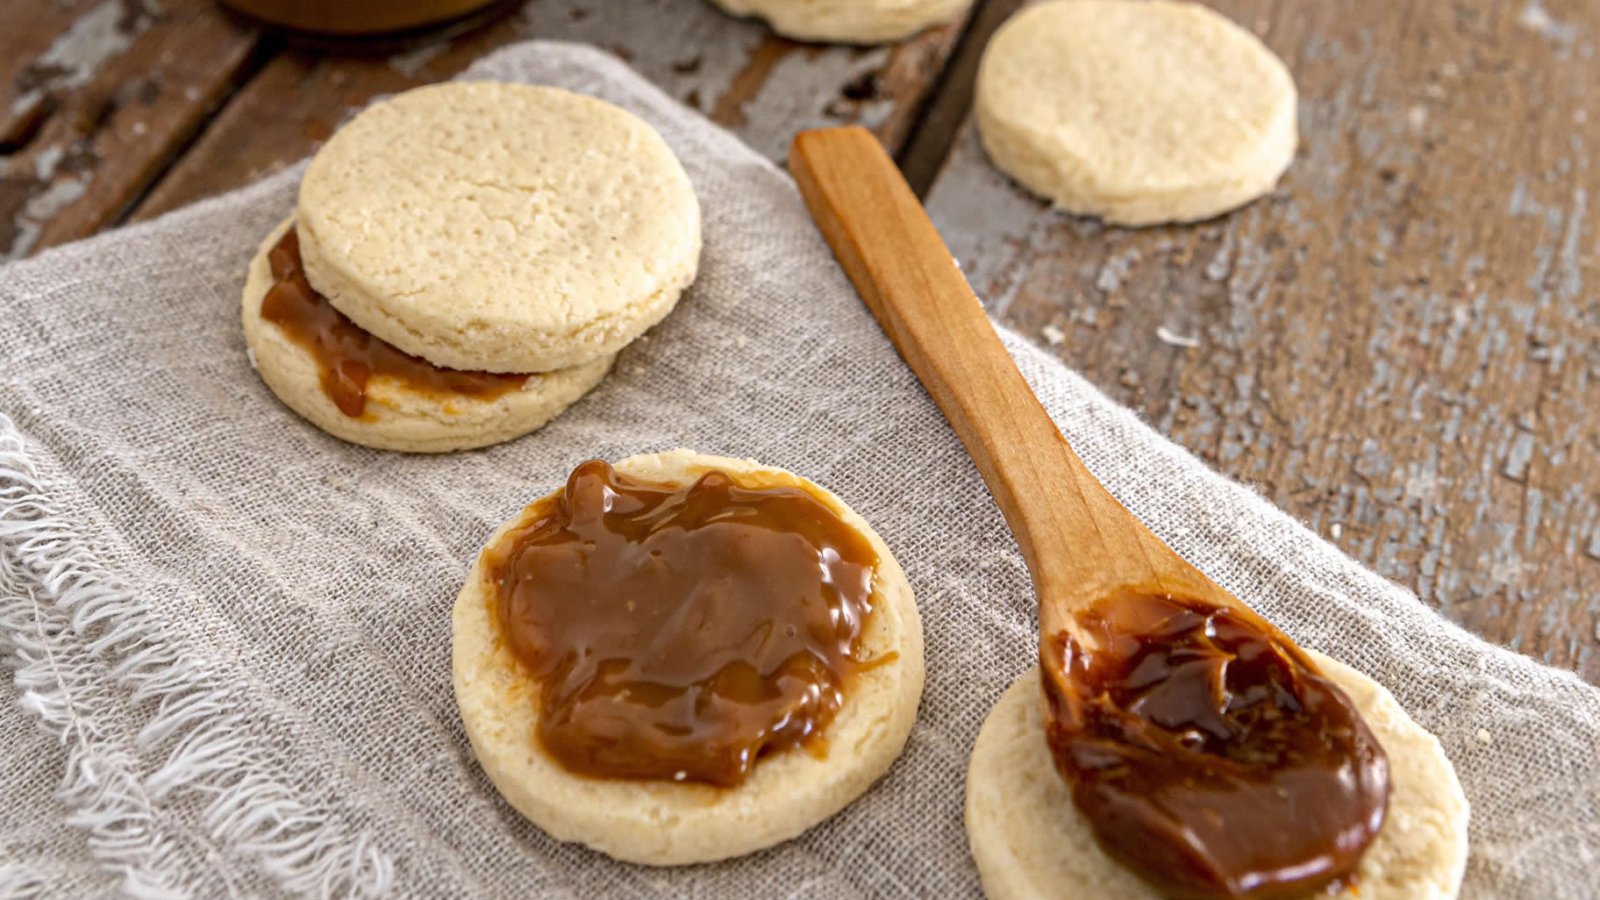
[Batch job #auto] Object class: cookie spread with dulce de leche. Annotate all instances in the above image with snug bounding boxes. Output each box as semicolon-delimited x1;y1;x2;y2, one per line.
482;459;889;787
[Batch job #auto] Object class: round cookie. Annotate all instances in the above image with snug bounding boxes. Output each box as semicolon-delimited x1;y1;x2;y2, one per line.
707;0;973;44
966;659;1470;900
242;219;614;454
297;82;701;373
975;0;1298;226
452;450;925;865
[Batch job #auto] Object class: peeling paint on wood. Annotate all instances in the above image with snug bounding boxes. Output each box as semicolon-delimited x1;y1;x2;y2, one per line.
926;0;1600;683
1;0;259;260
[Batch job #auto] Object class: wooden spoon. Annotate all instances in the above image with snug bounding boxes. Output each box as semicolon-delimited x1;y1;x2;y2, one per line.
787;125;1270;665
789;127;1393;900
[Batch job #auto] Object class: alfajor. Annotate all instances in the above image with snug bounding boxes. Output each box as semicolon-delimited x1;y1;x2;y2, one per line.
241;82;701;453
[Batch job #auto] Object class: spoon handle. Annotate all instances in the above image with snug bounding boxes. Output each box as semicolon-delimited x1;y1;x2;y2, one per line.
789;127;1194;622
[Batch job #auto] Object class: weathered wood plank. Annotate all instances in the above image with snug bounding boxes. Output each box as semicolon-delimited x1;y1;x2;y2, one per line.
925;0;1600;682
132;0;971;220
898;0;1023;196
0;0;261;260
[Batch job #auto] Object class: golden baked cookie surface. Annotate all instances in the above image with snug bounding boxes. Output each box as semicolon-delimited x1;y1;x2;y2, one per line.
297;82;702;373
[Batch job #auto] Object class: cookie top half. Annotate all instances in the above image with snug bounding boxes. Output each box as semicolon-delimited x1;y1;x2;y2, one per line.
297;82;702;374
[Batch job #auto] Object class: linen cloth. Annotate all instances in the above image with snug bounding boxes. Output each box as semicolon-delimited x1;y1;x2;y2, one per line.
1;42;1596;900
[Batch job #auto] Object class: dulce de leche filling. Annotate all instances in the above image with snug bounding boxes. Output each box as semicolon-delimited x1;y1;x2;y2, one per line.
260;226;530;418
484;460;884;788
1041;593;1390;900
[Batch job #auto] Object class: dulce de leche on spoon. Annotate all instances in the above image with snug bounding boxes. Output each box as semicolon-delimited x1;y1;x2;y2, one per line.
789;127;1390;899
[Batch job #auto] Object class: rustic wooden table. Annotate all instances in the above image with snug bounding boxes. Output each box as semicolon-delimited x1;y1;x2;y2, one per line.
4;0;1597;684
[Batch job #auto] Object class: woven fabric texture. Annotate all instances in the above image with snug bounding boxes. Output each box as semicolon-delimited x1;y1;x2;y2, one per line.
1;42;1596;900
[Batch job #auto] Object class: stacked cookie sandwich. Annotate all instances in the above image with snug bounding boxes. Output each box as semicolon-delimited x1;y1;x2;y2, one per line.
241;81;702;452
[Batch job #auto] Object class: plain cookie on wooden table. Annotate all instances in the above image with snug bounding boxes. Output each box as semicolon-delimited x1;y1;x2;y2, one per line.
297;81;702;374
965;661;1470;900
975;0;1298;226
707;0;972;44
453;450;925;865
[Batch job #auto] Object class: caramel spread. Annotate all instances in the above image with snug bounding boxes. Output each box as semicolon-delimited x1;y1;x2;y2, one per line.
485;460;882;787
260;227;528;417
1042;593;1389;900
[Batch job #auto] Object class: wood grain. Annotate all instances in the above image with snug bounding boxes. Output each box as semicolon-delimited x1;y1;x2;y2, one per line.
0;0;261;260
132;0;971;220
924;0;1600;683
